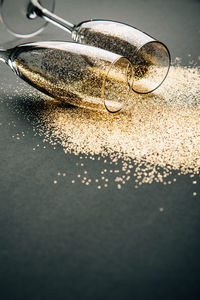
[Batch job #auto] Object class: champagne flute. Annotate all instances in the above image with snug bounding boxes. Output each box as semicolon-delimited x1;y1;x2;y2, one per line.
0;0;171;94
0;41;133;113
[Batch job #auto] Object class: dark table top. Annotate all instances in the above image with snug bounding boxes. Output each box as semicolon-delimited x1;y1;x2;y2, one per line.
0;0;200;299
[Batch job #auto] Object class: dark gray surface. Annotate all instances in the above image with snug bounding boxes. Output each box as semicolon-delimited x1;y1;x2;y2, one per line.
0;0;200;299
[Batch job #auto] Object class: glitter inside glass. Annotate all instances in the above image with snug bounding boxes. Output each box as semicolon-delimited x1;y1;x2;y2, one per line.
0;41;133;112
73;20;171;94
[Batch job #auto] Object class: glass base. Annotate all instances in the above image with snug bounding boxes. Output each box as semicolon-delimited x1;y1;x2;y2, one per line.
0;0;55;38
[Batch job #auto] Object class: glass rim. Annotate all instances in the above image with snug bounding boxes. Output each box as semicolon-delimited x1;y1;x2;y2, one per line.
102;56;133;113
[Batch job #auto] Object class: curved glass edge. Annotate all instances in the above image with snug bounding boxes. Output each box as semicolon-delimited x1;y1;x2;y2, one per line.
102;56;133;113
131;40;171;95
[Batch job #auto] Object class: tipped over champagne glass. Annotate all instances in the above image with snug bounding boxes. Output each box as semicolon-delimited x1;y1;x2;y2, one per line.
0;0;170;112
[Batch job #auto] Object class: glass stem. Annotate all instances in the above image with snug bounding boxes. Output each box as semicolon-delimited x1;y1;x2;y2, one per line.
29;0;75;34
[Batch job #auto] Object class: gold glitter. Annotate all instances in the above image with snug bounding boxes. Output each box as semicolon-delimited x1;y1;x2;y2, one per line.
53;180;57;184
115;177;122;182
14;45;132;114
193;192;197;197
192;181;197;184
9;64;200;189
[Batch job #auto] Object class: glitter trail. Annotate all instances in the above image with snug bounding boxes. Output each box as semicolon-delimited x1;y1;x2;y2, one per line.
1;64;200;190
35;66;200;178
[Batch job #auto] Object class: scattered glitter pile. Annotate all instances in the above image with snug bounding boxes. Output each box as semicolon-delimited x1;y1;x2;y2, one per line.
33;65;200;187
0;63;200;193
